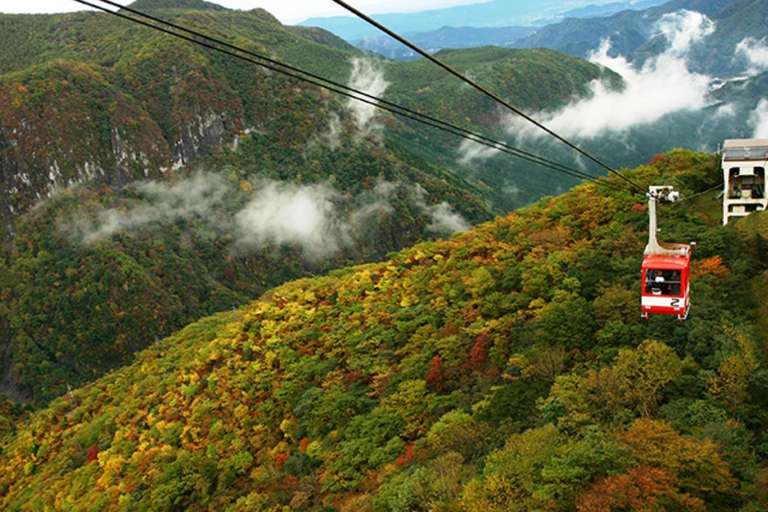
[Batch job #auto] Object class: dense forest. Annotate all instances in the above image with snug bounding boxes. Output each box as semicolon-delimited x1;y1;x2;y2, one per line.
1;150;766;511
0;0;624;404
0;136;493;404
0;0;620;231
2;2;767;510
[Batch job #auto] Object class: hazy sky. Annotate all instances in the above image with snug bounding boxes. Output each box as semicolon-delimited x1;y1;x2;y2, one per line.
0;0;492;23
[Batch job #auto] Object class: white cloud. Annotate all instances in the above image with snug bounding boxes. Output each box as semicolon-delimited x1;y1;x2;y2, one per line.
712;103;737;119
457;138;504;164
424;202;471;233
68;173;229;244
749;99;768;139
411;184;470;234
736;37;768;76
510;10;714;140
235;181;349;261
65;173;469;260
345;57;390;138
656;9;714;56
349;179;396;228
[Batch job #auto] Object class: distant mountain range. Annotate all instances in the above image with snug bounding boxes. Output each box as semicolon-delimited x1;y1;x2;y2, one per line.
355;26;538;61
299;0;669;42
0;0;619;403
515;0;744;70
307;0;756;78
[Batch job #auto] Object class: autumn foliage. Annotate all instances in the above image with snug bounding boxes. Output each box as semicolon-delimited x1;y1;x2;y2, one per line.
0;151;765;511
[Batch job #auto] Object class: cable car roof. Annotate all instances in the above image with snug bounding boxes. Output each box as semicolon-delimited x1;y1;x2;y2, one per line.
642;253;690;270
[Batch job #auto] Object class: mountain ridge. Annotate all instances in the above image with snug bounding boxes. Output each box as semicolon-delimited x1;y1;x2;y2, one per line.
0;5;619;404
1;149;766;511
299;0;670;42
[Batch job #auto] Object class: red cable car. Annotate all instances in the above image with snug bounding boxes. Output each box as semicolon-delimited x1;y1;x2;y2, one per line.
640;186;695;321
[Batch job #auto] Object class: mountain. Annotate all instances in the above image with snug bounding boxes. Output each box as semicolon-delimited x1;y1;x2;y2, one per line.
127;0;227;10
382;46;623;211
512;0;768;79
0;4;624;404
515;0;738;59
299;0;670;42
1;150;766;510
0;6;484;403
650;0;768;76
355;26;538;61
349;0;669;60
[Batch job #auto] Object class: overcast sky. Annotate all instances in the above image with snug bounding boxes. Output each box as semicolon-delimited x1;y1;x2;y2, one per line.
0;0;492;23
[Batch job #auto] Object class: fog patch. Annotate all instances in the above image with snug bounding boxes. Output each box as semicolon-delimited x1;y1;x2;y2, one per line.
346;57;390;137
510;10;714;140
64;173;470;262
657;10;714;56
412;184;470;234
502;180;521;196
67;173;229;244
713;103;737;119
736;37;768;76
749;99;768;139
458;138;504;164
426;202;471;233
235;181;349;262
350;179;397;228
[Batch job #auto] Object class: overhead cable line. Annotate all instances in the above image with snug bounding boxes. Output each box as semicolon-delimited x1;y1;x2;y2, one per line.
73;0;619;187
328;0;646;192
78;0;609;184
677;183;725;202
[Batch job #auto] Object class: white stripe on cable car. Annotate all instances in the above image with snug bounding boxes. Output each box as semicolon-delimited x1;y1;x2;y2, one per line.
642;297;684;308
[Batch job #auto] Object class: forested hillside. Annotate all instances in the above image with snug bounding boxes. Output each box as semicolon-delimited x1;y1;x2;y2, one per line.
514;0;766;78
0;1;616;233
1;150;766;511
515;0;736;62
0;0;627;404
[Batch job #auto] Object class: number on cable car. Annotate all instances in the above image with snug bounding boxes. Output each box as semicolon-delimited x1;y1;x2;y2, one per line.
640;186;695;322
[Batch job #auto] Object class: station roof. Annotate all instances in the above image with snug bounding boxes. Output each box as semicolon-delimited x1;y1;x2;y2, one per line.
723;139;768;161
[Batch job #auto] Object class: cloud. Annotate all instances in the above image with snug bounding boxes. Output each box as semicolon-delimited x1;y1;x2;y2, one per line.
736;37;768;76
411;184;470;234
510;10;714;140
349;179;396;228
235;181;349;261
65;173;469;261
425;202;471;233
458;138;504;164
656;10;714;56
67;173;229;244
345;57;390;137
749;99;768;139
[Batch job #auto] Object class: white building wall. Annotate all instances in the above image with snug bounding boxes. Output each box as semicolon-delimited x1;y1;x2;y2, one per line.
722;139;768;225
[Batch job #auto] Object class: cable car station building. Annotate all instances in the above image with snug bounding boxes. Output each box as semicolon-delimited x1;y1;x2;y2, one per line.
722;138;768;225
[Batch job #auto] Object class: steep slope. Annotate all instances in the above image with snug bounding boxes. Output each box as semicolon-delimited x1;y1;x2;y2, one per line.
0;6;620;231
0;6;355;233
0;4;623;405
0;130;493;404
383;47;623;211
627;0;768;76
0;60;170;218
0;8;494;403
677;0;768;76
1;150;766;511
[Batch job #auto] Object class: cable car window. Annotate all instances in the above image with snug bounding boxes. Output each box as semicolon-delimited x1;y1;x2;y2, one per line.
645;269;682;296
